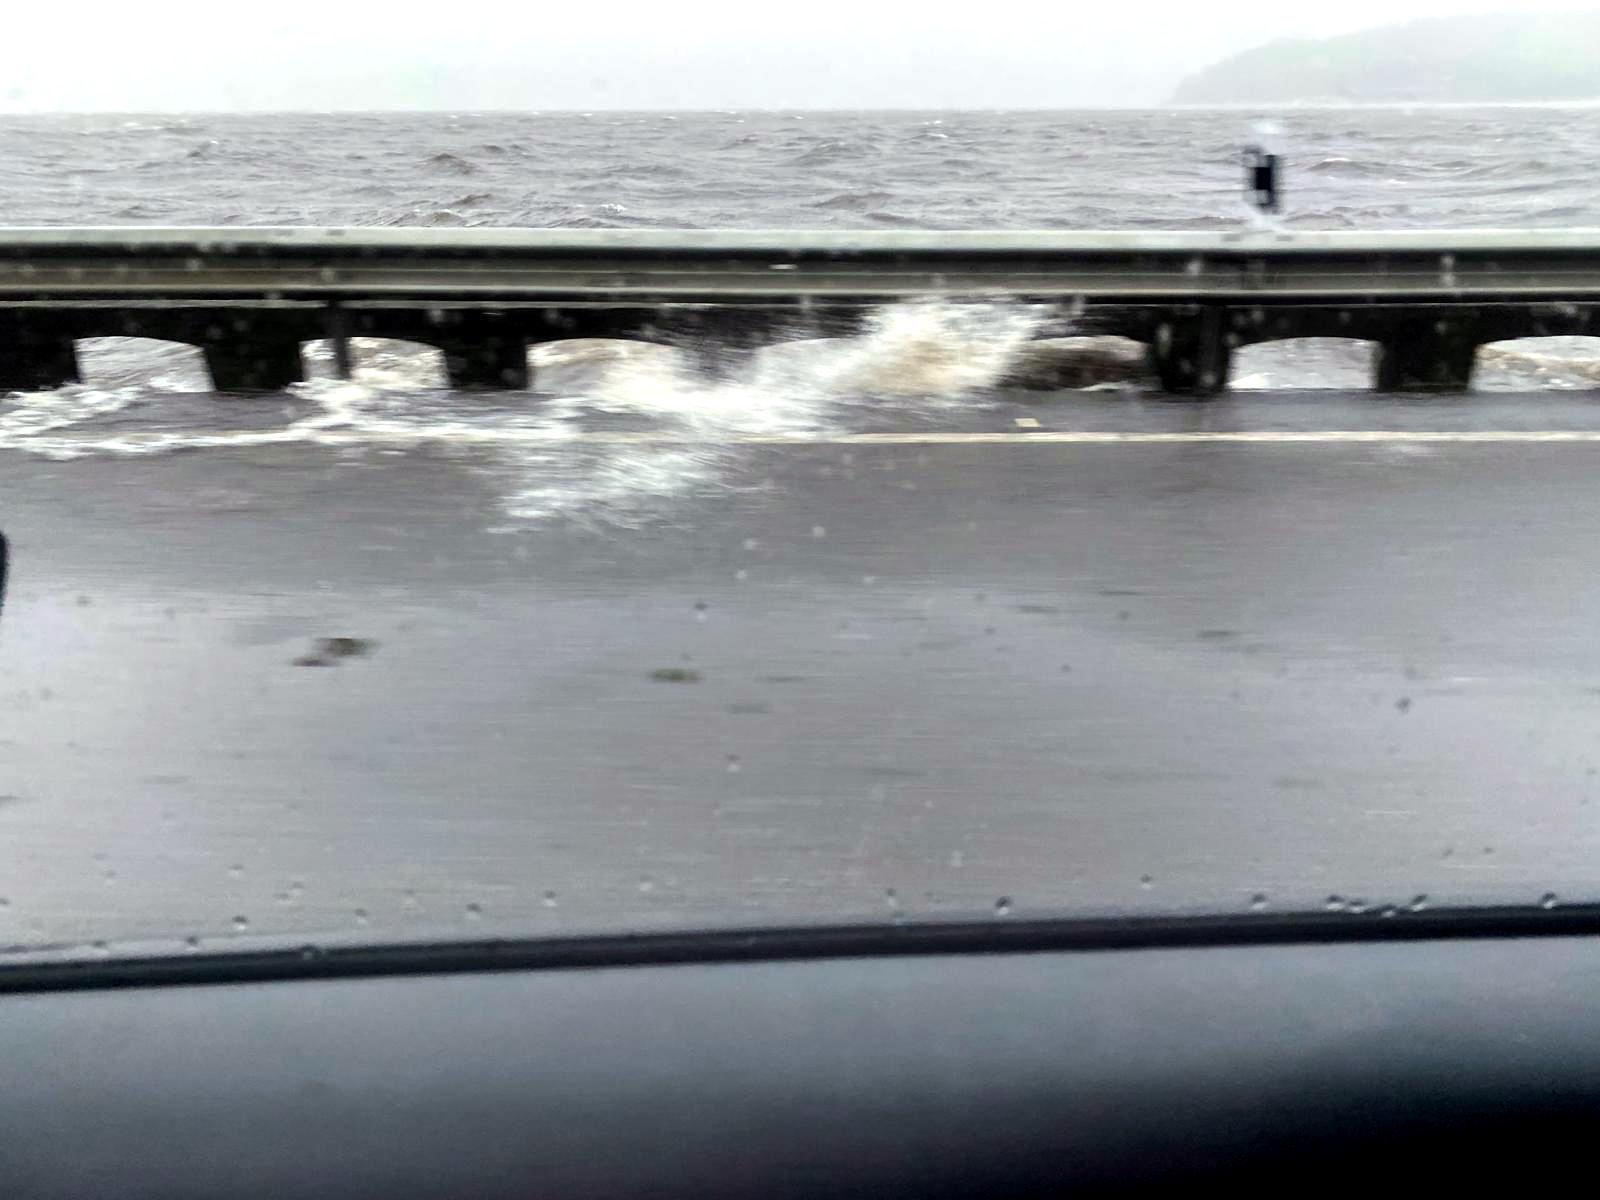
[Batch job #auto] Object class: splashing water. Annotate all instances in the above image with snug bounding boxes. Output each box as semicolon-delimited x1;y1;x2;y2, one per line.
0;301;1049;524
15;303;1598;525
0;386;149;446
501;301;1047;523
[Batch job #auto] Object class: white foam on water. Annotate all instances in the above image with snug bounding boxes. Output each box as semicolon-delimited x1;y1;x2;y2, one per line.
0;385;150;457
1232;337;1600;390
0;301;1049;524
1476;340;1600;391
501;301;1047;523
348;337;449;390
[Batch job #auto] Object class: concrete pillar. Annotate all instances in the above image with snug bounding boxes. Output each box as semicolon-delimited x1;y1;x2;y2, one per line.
439;335;529;389
353;309;530;390
177;309;317;392
1375;317;1479;392
203;340;306;392
534;306;797;384
342;307;529;389
0;310;80;391
1148;307;1231;395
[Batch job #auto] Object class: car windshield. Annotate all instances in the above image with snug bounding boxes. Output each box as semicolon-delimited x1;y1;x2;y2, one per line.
4;2;1600;961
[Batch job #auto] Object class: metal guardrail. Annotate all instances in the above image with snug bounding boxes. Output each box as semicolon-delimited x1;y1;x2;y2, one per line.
1;228;1599;392
1;227;1600;301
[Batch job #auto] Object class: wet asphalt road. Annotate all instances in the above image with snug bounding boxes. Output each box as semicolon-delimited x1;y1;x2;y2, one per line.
3;392;1600;955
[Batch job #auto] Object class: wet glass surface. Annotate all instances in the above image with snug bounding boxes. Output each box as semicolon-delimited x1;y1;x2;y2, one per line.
5;69;1600;959
6;385;1600;956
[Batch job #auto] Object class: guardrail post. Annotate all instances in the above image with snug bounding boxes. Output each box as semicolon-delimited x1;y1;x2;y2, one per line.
1375;315;1480;391
1148;306;1230;395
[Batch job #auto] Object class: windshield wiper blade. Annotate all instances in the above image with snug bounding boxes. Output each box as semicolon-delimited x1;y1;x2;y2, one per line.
4;903;1600;995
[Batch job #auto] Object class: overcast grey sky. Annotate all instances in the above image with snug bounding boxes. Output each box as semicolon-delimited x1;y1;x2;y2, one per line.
3;1;1594;111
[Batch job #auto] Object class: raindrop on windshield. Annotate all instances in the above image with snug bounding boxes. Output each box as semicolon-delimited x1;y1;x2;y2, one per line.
465;902;483;920
231;915;249;933
994;897;1013;917
1249;893;1268;911
1541;892;1560;910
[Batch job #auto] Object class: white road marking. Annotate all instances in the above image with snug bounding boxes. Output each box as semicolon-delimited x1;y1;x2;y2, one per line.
769;430;1600;445
32;428;1600;448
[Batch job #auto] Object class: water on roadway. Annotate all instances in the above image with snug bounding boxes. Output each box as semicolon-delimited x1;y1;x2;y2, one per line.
3;390;1600;957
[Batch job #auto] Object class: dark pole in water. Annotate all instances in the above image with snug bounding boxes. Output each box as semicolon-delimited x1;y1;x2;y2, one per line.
1244;144;1281;215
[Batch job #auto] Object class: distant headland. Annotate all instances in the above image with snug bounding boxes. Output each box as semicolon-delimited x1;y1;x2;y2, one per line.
1172;12;1600;105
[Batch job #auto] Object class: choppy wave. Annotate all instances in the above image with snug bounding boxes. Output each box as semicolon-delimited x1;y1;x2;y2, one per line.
422;151;479;176
1304;156;1392;177
6;107;1600;231
808;190;898;211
